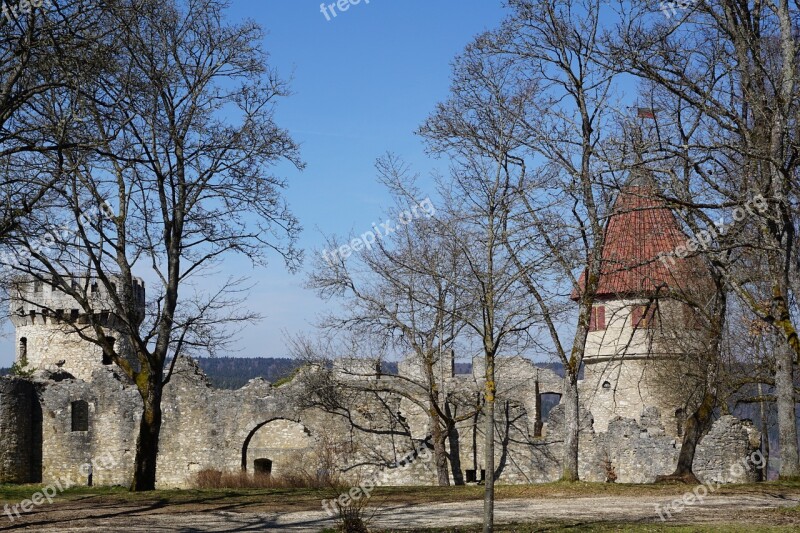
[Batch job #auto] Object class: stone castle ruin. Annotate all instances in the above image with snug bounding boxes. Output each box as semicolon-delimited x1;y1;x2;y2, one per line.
0;177;762;488
10;276;146;382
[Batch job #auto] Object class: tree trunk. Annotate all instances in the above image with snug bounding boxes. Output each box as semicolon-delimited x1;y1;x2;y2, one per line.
533;379;543;437
483;355;496;533
431;412;451;486
445;404;465;485
775;344;800;479
657;390;715;484
560;376;579;481
472;393;480;472
131;380;163;491
758;381;770;480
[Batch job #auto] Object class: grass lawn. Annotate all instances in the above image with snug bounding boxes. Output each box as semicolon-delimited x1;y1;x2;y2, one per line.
3;479;799;506
1;481;798;531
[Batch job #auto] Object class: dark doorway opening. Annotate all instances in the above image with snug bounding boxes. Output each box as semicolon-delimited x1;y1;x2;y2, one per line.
102;337;115;365
254;458;273;476
19;337;27;364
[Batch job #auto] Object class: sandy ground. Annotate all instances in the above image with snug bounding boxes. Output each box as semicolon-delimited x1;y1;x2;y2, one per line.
0;492;798;532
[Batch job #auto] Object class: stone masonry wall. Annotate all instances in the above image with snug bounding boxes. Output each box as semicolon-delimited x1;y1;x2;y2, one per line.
0;378;41;483
0;356;763;490
581;357;699;437
694;415;762;484
37;367;140;487
15;324;138;383
582;298;707;436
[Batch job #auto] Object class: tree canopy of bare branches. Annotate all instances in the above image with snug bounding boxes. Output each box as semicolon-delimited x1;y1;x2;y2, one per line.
3;0;302;491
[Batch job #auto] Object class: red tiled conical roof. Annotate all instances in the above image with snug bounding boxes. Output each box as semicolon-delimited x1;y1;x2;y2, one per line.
572;177;713;300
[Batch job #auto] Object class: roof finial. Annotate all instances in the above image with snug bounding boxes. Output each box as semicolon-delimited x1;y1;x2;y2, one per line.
627;106;658;184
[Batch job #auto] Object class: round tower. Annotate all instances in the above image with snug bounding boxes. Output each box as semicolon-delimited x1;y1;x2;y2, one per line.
574;173;714;436
9;275;145;382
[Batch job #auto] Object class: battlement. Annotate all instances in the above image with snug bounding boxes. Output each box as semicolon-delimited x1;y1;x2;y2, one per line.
332;357;382;379
8;274;145;381
9;275;146;327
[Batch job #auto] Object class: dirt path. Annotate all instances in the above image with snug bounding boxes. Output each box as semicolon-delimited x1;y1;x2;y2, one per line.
1;492;798;531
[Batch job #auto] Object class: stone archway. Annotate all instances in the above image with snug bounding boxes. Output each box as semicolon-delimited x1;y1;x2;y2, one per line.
240;418;313;476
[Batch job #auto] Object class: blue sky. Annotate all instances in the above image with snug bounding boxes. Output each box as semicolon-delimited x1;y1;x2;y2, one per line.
241;0;515;359
0;1;511;366
212;1;510;360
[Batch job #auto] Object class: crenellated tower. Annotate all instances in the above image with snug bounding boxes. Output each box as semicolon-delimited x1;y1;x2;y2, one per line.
9;276;145;381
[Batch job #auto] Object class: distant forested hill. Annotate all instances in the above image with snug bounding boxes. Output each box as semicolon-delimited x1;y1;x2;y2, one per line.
1;359;302;387
193;357;301;389
196;358;473;388
2;359;521;386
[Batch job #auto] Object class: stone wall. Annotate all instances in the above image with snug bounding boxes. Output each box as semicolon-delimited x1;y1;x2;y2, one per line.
37;367;140;487
584;409;680;483
582;298;707;436
155;358;301;487
14;324;138;383
694;415;762;484
0;378;41;483
0;355;763;490
581;357;700;436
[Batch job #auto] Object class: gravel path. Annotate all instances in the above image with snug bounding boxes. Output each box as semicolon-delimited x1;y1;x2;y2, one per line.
1;493;798;531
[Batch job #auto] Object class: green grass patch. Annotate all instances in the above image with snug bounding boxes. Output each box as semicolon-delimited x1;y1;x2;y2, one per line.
272;368;300;387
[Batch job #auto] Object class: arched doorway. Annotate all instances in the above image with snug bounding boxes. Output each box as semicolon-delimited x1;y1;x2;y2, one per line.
253;458;273;476
241;418;312;476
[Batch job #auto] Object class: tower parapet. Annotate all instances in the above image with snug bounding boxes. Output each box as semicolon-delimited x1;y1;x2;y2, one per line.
9;276;145;328
8;275;145;381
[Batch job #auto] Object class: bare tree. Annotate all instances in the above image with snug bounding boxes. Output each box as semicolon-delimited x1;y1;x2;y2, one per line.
5;0;302;490
443;157;539;533
421;51;543;526
0;0;105;247
306;158;474;485
423;0;620;492
611;0;800;478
